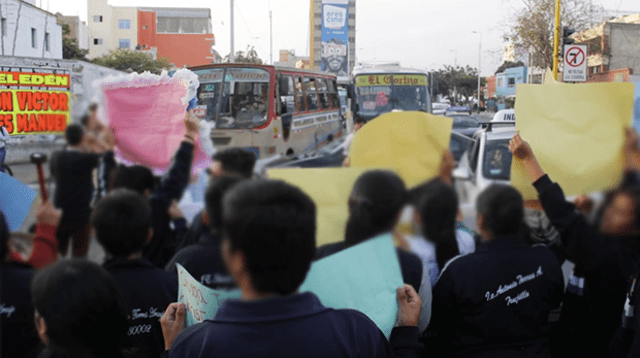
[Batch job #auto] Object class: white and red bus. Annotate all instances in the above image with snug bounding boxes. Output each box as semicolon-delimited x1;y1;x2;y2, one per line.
189;63;344;160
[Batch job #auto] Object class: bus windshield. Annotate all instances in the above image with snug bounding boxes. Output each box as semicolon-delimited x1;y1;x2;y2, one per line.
193;67;271;130
354;74;429;121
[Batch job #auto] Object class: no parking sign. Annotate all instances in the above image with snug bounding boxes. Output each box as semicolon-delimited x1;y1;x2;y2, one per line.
563;45;588;82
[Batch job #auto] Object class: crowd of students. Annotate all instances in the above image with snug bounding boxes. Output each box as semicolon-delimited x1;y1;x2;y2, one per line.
4;107;640;358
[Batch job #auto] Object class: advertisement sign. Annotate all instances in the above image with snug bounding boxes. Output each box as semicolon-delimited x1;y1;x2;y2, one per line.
563;45;587;82
355;74;428;87
0;69;71;135
321;0;349;77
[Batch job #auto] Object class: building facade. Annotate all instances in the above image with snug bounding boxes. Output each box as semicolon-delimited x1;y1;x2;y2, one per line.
0;0;63;59
574;13;640;82
495;66;527;97
88;0;215;67
309;0;355;81
274;49;311;68
55;14;89;50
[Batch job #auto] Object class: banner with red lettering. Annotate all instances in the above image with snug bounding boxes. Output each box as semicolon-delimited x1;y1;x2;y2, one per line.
0;69;71;135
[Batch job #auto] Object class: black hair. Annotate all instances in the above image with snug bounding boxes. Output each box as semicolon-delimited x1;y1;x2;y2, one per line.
345;170;407;247
598;183;640;235
212;148;257;178
88;103;99;112
31;259;128;358
0;211;8;260
205;175;246;234
110;164;155;195
222;180;316;295
80;114;90;127
91;189;152;258
65;124;84;146
476;184;524;237
416;179;460;269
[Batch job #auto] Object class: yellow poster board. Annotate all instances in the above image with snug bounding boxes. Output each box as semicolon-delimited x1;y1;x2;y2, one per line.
268;167;372;247
510;82;634;199
349;111;452;188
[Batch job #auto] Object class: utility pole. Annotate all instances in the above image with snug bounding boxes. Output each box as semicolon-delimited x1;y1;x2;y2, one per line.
552;0;561;80
230;0;235;63
472;31;482;113
269;9;273;65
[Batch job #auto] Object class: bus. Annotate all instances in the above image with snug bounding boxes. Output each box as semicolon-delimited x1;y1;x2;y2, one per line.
350;65;432;122
188;63;344;160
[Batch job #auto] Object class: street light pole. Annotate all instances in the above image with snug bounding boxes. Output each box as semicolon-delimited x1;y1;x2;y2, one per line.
472;31;482;113
553;0;561;80
230;0;235;63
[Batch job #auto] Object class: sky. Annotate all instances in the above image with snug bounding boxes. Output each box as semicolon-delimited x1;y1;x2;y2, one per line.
41;0;637;76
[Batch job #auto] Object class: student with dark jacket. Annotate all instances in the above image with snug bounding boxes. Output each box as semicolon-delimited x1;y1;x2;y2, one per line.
31;259;129;358
315;170;431;331
1;201;63;358
165;175;246;289
175;148;256;251
510;132;640;358
425;184;564;358
109;112;198;267
160;180;424;358
53;124;111;258
92;189;178;358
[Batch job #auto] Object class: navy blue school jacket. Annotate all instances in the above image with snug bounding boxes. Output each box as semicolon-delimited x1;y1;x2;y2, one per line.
425;236;564;358
165;233;235;290
532;175;640;357
103;258;178;358
1;262;41;358
167;292;423;358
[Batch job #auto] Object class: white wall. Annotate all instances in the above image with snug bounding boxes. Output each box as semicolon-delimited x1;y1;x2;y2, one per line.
111;7;137;51
77;20;89;50
0;0;63;59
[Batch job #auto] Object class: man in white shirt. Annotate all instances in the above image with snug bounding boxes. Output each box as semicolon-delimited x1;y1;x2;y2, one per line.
0;125;9;172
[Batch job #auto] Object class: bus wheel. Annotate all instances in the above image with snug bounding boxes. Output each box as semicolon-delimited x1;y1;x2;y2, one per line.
286;148;294;156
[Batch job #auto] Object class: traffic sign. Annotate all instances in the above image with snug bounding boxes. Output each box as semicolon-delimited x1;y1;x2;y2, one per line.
563;45;587;82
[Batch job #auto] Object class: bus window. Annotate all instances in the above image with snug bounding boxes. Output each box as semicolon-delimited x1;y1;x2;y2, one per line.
327;79;340;109
278;75;296;114
218;67;271;129
304;76;319;111
193;68;225;121
295;76;307;113
316;77;330;110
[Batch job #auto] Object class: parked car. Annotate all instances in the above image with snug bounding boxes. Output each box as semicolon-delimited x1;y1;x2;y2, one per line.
449;114;482;137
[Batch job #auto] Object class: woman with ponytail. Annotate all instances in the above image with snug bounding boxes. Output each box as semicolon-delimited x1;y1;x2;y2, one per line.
315;170;432;331
409;179;475;288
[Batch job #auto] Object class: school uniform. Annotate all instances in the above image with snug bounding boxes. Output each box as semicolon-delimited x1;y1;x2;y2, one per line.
100;142;195;268
53;148;101;257
426;237;564;358
532;174;640;357
103;258;178;358
166;292;423;358
165;233;235;290
1;262;41;358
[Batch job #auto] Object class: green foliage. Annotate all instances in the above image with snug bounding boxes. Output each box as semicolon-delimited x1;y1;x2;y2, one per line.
495;61;525;75
91;50;172;74
504;0;605;70
432;65;485;105
224;45;264;64
59;23;88;61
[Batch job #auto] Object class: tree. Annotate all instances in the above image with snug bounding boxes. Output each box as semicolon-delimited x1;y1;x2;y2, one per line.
432;65;485;105
224;45;264;64
495;61;525;75
59;23;88;61
504;0;605;69
91;50;172;74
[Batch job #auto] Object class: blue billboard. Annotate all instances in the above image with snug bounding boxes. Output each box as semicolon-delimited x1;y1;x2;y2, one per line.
321;0;349;77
